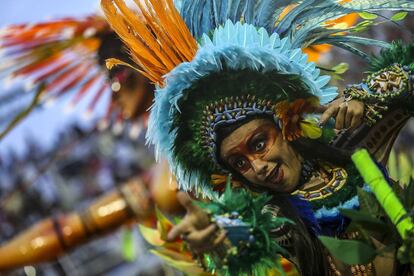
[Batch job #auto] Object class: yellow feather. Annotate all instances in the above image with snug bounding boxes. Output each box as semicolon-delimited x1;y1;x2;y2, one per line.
300;119;322;139
138;224;164;246
102;0;165;75
106;57;153;81
155;207;175;241
150;249;211;275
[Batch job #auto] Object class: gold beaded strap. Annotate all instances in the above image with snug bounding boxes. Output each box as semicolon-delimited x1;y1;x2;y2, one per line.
292;167;348;201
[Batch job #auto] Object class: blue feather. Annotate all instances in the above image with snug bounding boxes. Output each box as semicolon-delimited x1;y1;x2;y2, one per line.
226;0;241;22
179;0;294;38
274;0;318;35
218;0;228;26
254;0;289;33
343;0;414;12
317;36;391;49
211;0;221;26
178;0;414;57
288;0;414;49
244;0;255;24
288;195;321;235
332;42;372;62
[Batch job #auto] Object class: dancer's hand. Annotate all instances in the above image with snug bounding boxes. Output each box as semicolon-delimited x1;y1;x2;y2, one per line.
167;192;226;253
318;97;365;130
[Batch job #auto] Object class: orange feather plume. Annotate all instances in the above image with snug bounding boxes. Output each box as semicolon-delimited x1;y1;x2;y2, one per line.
278;1;358;62
101;0;198;86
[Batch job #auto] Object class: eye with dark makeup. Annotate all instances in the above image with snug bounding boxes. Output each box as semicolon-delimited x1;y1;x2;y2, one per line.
249;132;267;153
229;155;249;172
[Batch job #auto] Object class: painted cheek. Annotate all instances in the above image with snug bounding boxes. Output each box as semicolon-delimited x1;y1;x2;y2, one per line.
241;168;255;181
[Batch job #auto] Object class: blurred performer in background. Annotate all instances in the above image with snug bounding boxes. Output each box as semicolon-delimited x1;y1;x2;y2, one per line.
0;15;183;272
0;15;152;139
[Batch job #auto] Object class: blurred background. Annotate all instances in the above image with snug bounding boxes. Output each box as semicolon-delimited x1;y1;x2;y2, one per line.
0;1;413;276
0;0;103;157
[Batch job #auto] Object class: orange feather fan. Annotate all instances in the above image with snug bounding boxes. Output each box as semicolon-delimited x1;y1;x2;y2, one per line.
101;0;198;86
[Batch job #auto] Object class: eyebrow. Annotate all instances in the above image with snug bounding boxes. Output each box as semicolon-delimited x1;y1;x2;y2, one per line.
224;128;259;159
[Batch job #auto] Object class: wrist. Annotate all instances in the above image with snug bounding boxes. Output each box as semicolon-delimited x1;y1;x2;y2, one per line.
343;64;413;126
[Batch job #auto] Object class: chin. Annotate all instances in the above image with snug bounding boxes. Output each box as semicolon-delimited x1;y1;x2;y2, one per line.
280;177;297;193
283;184;297;193
268;181;289;193
284;170;301;190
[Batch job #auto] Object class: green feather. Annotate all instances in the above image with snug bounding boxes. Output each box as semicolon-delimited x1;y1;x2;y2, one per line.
197;181;293;275
370;40;414;72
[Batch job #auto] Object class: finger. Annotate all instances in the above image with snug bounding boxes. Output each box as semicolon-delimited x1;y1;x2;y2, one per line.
211;230;227;248
186;224;217;247
310;104;328;114
319;106;339;126
167;221;190;242
195;230;228;253
335;104;347;130
176;191;197;213
345;108;353;129
350;111;363;129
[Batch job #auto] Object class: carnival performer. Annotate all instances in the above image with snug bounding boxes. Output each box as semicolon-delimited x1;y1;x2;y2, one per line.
0;2;364;273
101;0;414;275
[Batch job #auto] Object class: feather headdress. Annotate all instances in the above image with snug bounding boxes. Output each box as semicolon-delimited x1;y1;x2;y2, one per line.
101;0;414;195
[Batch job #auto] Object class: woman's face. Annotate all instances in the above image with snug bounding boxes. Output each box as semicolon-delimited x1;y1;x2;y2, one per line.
219;118;303;193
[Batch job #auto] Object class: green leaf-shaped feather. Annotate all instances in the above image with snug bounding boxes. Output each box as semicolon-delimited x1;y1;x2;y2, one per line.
319;236;378;265
391;11;408;21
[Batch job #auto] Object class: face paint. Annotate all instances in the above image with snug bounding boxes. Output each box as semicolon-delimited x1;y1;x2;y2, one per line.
220;118;303;193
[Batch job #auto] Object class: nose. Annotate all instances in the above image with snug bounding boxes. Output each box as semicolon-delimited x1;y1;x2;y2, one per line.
251;159;268;180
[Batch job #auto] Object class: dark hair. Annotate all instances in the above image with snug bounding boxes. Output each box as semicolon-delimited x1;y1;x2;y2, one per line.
271;195;329;276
